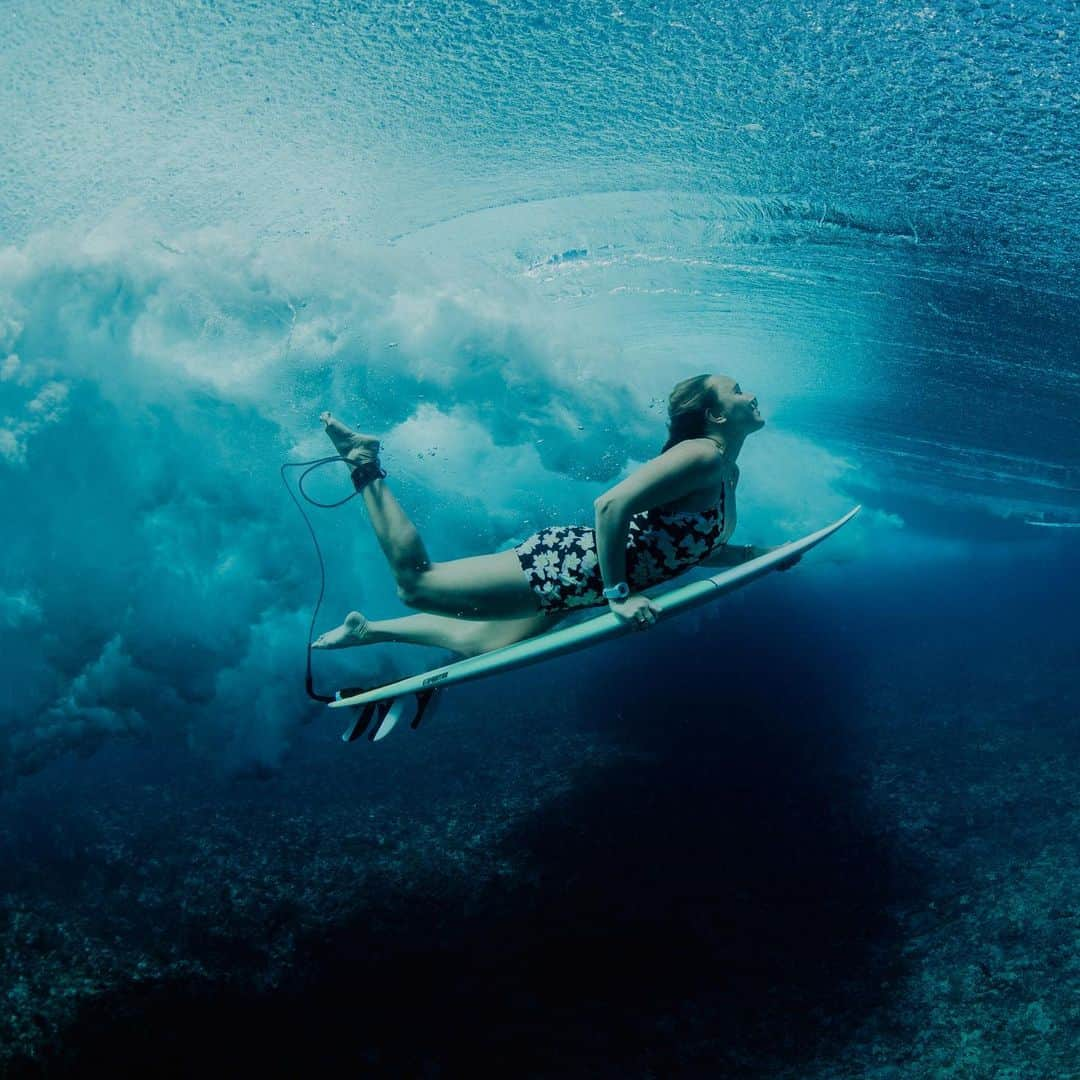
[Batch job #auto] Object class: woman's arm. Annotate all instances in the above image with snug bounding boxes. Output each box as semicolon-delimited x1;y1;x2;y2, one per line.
594;500;633;598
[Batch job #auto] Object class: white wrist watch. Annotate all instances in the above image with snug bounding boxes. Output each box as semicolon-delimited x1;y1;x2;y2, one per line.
602;581;630;601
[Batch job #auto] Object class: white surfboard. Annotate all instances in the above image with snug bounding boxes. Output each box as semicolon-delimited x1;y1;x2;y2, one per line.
331;506;861;742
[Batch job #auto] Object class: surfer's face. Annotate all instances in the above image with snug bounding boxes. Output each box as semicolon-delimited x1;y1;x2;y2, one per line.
709;376;765;433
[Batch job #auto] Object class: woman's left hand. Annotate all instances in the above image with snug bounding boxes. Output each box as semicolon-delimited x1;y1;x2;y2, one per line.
609;593;660;630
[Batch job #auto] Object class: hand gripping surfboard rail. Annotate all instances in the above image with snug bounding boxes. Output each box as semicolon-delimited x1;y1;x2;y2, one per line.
330;506;860;742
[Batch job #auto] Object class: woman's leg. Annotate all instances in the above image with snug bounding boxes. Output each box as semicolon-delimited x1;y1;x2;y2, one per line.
316;610;563;658
323;413;543;619
362;476;541;617
376;610;564;656
358;475;434;584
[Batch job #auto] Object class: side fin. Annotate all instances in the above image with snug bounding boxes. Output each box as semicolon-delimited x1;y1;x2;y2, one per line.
411;689;439;730
371;697;411;742
364;700;392;742
341;702;376;743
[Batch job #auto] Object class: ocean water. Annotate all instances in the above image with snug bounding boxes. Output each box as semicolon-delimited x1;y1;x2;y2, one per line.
1;1;1078;1075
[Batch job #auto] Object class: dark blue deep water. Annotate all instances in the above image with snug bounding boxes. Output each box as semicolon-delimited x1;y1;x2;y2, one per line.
1;1;1078;1075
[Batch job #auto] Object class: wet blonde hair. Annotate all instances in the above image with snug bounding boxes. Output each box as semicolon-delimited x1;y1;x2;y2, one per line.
661;374;721;452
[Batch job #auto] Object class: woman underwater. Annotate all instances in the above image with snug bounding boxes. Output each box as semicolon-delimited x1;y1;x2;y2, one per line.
313;373;799;659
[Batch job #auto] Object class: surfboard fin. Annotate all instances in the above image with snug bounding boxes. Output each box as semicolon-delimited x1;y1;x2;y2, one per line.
370;697;410;742
341;702;377;743
411;689;438;730
339;690;440;745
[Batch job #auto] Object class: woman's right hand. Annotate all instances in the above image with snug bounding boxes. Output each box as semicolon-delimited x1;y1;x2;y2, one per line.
609;593;660;630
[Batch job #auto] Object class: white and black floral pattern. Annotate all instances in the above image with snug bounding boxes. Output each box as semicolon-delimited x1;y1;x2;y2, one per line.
514;488;729;613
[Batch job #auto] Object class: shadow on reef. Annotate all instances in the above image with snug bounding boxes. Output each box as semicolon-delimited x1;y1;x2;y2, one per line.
12;603;924;1077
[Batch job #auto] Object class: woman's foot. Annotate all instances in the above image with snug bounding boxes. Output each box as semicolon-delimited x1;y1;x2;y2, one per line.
313;611;371;649
320;412;381;469
321;412;386;491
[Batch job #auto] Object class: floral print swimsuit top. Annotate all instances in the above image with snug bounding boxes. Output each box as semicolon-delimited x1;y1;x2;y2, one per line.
514;473;736;613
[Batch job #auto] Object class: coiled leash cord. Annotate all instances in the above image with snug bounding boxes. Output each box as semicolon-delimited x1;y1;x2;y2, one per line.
279;454;362;704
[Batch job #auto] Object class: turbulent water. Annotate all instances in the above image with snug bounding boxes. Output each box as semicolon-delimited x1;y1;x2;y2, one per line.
1;1;1078;1075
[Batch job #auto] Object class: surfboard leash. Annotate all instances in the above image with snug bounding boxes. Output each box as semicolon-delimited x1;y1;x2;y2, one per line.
279;454;364;704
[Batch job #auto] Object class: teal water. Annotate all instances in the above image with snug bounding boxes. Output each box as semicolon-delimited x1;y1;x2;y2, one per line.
1;2;1078;1074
